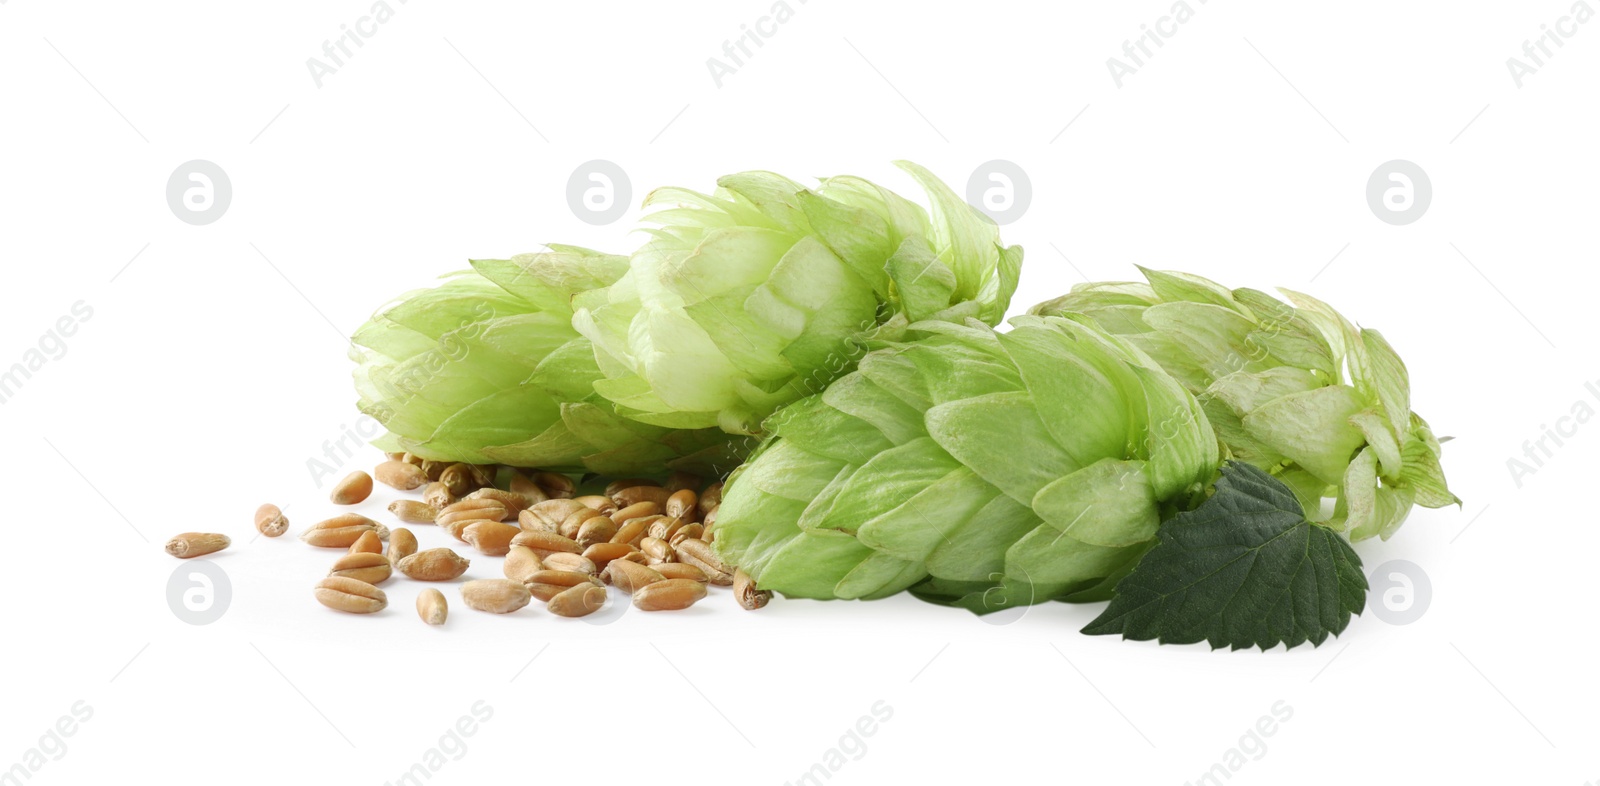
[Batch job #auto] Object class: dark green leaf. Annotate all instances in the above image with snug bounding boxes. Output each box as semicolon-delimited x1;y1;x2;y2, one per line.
1082;462;1367;650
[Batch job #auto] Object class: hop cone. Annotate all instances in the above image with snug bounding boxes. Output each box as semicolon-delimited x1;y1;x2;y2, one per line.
350;246;747;476
572;161;1021;436
1030;268;1457;541
712;316;1219;611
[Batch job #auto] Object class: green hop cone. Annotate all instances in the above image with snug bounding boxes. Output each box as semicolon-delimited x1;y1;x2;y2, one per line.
571;161;1022;436
1029;267;1458;541
711;315;1219;612
350;245;748;476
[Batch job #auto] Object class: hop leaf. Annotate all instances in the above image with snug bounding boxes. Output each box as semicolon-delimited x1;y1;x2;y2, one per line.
1082;461;1368;651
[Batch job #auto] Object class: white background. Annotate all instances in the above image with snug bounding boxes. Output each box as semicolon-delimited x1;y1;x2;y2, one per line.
1;1;1595;784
